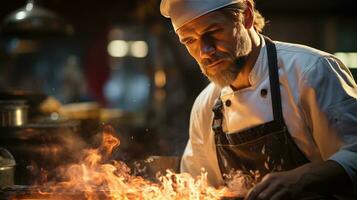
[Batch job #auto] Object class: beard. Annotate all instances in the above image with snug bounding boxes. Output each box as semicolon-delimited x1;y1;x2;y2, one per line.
200;24;252;88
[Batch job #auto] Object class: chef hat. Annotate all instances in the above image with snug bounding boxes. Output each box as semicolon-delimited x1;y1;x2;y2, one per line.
160;0;240;31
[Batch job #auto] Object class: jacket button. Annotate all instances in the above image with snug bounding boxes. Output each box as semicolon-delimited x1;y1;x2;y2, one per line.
225;100;231;107
261;89;268;97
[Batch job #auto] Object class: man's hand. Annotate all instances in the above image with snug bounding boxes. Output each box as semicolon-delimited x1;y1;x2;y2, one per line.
244;161;353;200
245;170;304;200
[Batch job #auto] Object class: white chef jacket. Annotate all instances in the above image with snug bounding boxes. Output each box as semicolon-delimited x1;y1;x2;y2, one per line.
181;36;357;188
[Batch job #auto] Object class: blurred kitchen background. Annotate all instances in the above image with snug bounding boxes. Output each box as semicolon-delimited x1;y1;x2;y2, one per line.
0;0;356;185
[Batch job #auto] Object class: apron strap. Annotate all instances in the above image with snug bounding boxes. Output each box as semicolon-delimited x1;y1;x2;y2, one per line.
264;36;285;124
212;35;285;135
212;99;225;135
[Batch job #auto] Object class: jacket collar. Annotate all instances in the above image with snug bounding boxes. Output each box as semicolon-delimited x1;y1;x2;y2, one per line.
220;35;269;99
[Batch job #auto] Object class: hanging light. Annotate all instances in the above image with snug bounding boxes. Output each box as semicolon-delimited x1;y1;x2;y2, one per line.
130;41;148;58
0;0;74;38
107;40;129;57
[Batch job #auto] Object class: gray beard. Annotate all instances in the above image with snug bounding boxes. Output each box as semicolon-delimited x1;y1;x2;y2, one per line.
207;56;246;88
205;26;252;88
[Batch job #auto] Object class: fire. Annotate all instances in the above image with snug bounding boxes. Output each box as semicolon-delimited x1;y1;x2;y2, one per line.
14;125;253;200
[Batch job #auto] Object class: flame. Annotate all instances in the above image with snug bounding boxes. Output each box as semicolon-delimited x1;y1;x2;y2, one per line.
15;125;253;200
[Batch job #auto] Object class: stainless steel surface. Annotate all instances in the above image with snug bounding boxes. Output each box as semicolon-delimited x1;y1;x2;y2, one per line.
0;101;28;127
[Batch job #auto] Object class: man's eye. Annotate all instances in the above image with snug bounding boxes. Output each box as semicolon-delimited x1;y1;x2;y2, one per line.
185;39;196;45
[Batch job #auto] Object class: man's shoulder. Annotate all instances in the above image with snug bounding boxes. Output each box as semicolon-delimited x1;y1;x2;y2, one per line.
274;40;334;73
275;41;331;58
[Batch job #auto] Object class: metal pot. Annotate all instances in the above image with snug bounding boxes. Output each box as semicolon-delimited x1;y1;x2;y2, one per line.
0;91;47;117
0;148;16;188
0;0;74;38
0;101;28;127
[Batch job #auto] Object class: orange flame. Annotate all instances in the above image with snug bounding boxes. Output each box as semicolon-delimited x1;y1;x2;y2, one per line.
17;125;253;200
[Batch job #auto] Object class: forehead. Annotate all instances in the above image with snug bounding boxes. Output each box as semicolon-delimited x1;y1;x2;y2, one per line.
176;10;231;36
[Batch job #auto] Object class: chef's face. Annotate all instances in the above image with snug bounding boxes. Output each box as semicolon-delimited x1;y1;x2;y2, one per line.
177;9;252;87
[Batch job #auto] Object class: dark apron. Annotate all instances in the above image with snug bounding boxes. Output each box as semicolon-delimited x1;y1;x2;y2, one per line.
212;36;309;178
212;36;341;200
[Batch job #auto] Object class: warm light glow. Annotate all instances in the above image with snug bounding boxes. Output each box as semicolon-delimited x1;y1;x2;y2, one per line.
15;11;26;20
130;41;148;58
107;40;129;57
155;69;166;88
334;52;357;68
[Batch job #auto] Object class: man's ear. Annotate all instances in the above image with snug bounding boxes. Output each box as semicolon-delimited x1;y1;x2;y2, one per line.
243;0;254;29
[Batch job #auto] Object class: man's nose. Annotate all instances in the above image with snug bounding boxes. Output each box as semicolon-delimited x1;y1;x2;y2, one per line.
199;41;216;59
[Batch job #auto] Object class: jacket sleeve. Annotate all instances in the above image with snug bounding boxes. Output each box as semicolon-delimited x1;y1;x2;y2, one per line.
180;93;224;187
299;56;357;189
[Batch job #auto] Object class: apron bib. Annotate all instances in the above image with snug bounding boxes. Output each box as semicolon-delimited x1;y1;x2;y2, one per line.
212;36;309;178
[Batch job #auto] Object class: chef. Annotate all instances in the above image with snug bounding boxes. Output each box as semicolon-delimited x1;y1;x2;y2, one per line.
160;0;357;199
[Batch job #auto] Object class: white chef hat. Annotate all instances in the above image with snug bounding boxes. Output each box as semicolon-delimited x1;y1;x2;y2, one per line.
160;0;240;31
